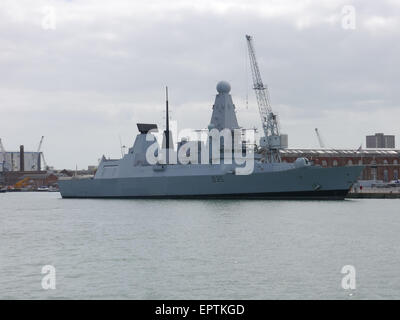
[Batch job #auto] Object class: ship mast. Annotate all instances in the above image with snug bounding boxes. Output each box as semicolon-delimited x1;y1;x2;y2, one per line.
246;34;281;163
162;86;172;164
165;86;170;150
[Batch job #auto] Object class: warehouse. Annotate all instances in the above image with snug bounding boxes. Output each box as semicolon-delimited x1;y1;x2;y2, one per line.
281;149;400;182
0;150;42;172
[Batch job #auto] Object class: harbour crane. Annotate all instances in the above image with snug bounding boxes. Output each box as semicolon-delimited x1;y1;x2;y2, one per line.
314;128;326;148
246;34;281;163
0;138;9;171
41;152;48;171
37;136;44;154
32;136;48;171
32;136;44;170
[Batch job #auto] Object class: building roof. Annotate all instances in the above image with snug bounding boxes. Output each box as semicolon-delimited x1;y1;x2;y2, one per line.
3;151;41;154
280;148;400;156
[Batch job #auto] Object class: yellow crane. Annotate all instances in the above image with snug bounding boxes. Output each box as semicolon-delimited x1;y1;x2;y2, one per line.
14;177;32;189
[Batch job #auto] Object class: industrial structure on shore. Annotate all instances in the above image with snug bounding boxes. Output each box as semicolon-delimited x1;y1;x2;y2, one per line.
280;148;400;182
0;136;59;190
0;136;47;172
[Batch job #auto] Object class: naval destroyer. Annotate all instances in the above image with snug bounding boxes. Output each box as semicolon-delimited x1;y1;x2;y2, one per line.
59;36;363;199
59;79;362;200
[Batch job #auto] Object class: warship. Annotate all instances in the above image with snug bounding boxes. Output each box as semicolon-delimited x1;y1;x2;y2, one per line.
59;80;362;199
59;36;363;199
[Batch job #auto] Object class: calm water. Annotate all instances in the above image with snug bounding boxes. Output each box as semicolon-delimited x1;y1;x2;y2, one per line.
0;192;399;299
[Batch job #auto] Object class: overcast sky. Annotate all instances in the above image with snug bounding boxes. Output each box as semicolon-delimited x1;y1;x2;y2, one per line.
1;0;399;169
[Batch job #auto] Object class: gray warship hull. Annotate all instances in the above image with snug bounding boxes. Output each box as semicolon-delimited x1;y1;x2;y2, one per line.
59;164;363;200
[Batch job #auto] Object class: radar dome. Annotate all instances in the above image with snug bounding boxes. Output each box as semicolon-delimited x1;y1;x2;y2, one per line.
216;81;231;94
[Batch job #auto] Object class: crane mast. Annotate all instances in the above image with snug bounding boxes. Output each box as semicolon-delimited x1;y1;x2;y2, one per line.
37;136;44;153
41;153;48;171
0;138;8;171
315;128;325;148
38;136;48;170
246;34;281;162
32;136;44;170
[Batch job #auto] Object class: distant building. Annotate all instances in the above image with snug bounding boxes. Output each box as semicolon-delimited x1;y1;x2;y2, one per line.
0;151;42;172
1;171;58;187
88;165;97;172
281;148;400;182
366;133;395;148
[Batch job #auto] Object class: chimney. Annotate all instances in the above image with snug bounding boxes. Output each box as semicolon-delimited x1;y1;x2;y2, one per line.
20;145;24;172
37;153;41;172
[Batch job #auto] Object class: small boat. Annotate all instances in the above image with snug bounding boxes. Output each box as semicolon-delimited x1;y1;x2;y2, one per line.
37;186;49;192
48;185;59;192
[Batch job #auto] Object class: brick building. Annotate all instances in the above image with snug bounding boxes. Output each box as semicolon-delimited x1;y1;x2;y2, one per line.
281;149;400;182
1;171;58;188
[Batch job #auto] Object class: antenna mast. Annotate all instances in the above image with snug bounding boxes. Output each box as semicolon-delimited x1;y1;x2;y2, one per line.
165;86;169;150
